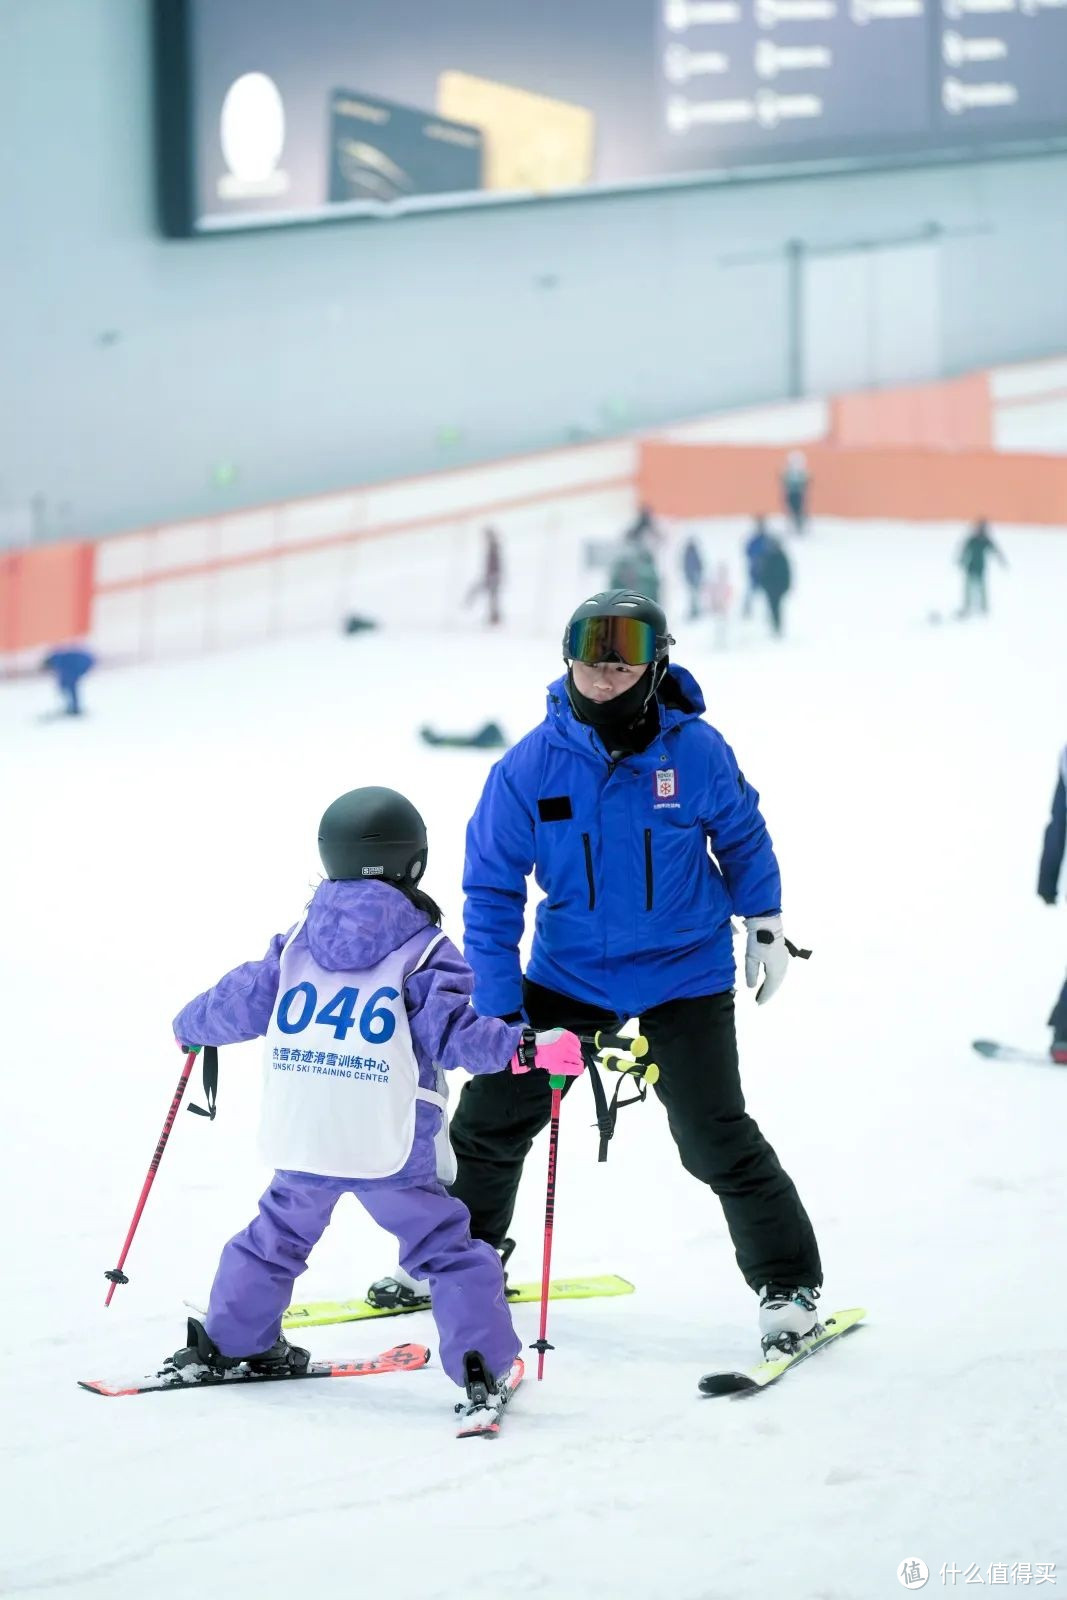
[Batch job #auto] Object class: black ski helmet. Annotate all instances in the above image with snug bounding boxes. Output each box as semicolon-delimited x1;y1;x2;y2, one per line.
562;590;674;666
318;787;427;885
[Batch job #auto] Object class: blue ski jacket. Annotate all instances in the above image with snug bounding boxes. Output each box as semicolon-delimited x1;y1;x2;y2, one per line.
462;665;782;1018
43;647;95;689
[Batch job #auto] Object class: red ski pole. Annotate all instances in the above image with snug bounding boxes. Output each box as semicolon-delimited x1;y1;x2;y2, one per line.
103;1049;199;1306
530;1073;566;1380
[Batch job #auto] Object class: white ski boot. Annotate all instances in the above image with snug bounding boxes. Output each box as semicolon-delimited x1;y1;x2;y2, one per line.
758;1285;821;1356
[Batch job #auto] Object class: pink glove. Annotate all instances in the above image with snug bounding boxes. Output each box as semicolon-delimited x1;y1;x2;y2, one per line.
509;1027;585;1077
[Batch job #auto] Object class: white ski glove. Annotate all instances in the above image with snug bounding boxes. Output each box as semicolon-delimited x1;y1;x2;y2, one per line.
743;914;789;1005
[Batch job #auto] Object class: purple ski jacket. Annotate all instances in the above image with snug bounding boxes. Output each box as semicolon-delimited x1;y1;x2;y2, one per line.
173;879;523;1188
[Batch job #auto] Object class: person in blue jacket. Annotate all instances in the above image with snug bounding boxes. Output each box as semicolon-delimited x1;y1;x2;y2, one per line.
741;517;770;620
42;645;95;716
1038;744;1067;1063
450;589;823;1353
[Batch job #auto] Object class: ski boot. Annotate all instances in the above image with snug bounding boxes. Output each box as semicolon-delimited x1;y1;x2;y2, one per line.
163;1317;310;1380
1051;1036;1067;1066
455;1349;506;1425
368;1238;516;1310
366;1266;432;1312
462;1350;500;1410
758;1285;822;1357
242;1332;310;1376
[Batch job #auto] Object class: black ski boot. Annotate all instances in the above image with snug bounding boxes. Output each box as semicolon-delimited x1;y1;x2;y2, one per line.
366;1273;431;1311
243;1333;310;1376
454;1347;523;1432
460;1349;500;1411
164;1318;240;1377
164;1318;309;1378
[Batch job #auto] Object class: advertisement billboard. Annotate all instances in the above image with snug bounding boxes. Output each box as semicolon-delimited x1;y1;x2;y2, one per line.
154;0;1067;235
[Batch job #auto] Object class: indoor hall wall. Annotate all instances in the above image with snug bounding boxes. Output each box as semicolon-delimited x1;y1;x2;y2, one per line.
3;0;1066;542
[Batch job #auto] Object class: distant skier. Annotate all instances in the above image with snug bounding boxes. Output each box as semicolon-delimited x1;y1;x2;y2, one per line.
42;644;95;717
464;526;503;626
164;786;584;1414
622;504;664;548
681;536;705;619
781;452;810;535
1038;744;1067;1064
741;517;771;619
420;721;507;750
610;540;660;603
958;519;1006;616
758;534;793;638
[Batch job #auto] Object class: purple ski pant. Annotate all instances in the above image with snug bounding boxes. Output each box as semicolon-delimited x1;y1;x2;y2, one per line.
204;1171;520;1387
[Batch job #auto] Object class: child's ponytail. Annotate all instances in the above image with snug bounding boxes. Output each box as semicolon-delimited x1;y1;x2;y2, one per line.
396;881;443;928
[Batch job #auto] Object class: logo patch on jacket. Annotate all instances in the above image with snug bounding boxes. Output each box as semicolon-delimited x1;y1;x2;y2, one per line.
654;769;676;800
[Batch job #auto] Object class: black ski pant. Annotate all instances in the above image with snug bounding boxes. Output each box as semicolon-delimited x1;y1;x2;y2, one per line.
448;981;822;1294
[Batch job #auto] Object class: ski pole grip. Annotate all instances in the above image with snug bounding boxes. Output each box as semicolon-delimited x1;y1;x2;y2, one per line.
547;1074;567;1090
592;1029;648;1058
600;1051;660;1084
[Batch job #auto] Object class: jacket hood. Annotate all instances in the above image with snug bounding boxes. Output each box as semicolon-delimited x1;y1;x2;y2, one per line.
545;662;707;742
304;879;432;971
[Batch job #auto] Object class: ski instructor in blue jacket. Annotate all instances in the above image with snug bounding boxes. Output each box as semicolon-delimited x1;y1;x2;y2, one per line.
450;589;823;1353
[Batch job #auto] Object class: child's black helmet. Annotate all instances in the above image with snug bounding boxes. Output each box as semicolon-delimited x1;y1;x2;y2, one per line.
318;787;427;885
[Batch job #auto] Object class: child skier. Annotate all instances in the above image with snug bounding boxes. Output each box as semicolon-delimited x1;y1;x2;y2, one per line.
165;785;584;1412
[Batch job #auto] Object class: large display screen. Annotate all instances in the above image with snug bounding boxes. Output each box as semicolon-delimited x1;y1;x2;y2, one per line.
154;0;1067;235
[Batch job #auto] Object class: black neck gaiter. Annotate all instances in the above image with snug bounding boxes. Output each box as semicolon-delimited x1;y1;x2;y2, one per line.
566;668;660;756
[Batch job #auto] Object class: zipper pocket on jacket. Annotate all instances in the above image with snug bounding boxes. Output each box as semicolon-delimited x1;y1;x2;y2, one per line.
581;832;596;910
644;828;654;910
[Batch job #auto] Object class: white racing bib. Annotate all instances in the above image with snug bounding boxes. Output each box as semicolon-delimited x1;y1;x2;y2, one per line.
260;923;446;1179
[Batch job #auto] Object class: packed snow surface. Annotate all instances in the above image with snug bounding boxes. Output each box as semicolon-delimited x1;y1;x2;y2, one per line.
3;517;1066;1599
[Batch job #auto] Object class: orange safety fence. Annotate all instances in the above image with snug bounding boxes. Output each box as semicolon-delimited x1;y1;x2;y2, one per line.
638;442;1067;525
828;373;992;451
4;361;1064;659
0;540;94;653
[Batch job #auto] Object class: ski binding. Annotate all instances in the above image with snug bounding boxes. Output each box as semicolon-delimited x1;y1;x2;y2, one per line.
79;1341;430;1396
699;1307;866;1397
455;1354;524;1438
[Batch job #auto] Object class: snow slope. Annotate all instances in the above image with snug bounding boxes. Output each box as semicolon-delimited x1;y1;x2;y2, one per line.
2;517;1066;1600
